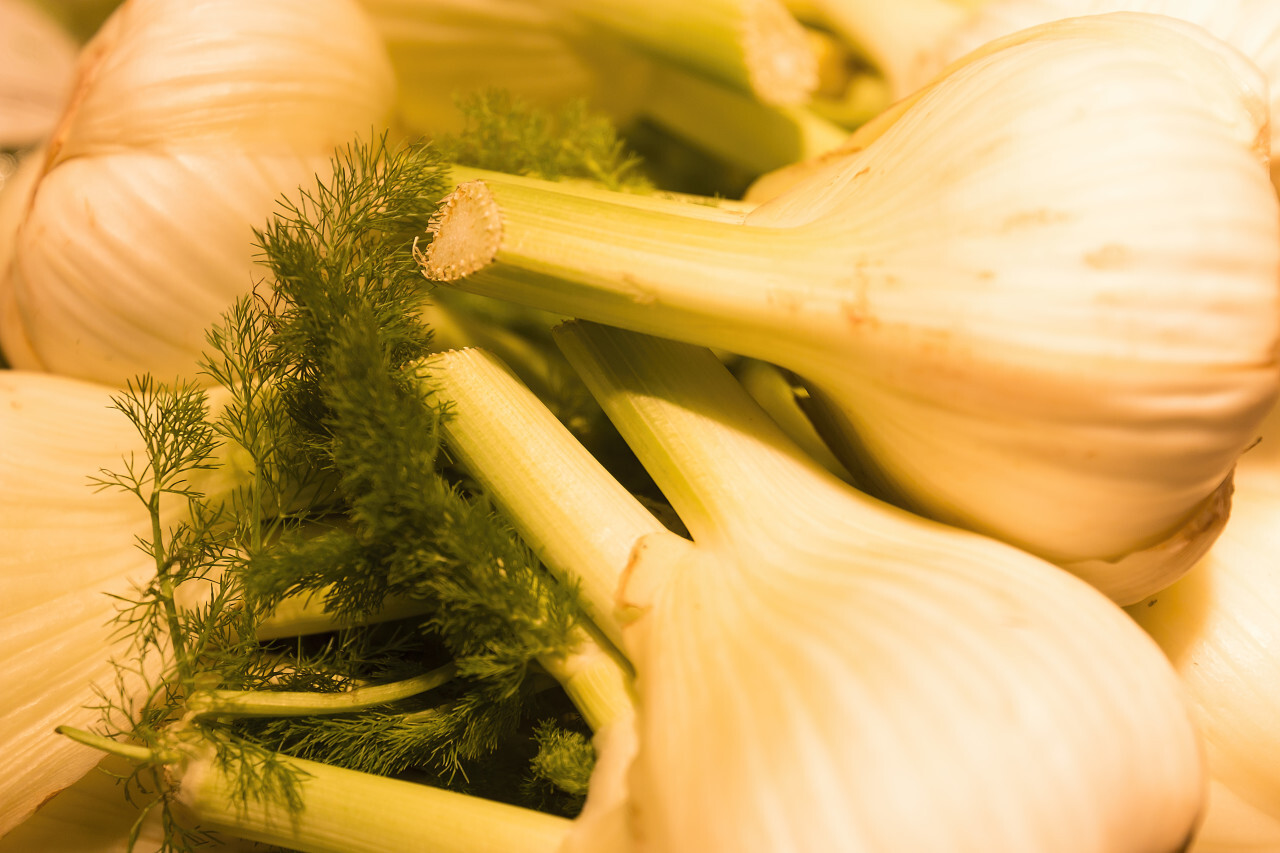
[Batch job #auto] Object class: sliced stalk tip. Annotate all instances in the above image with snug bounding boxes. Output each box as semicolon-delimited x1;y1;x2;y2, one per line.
419;180;502;282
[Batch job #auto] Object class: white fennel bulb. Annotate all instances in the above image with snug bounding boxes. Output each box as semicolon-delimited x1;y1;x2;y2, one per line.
0;0;394;384
0;756;268;853
0;0;76;150
1129;464;1280;852
0;371;243;837
429;327;1205;853
421;13;1280;602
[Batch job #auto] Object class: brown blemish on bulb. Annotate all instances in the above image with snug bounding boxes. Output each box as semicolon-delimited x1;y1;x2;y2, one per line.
417;180;502;282
1084;244;1132;270
767;288;804;314
835;261;880;328
1001;209;1069;232
840;293;877;329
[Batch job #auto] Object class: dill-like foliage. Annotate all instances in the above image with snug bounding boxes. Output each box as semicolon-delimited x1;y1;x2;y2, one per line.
89;375;230;703
89;377;305;853
244;694;504;780
525;720;595;816
437;89;651;191
255;133;443;433
225;133;588;791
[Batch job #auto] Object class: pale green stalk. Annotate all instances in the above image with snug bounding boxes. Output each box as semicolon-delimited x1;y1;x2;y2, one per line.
422;349;671;651
546;0;818;105
808;72;893;129
183;754;571;853
420;176;837;372
637;61;848;173
256;589;432;640
539;623;636;732
186;665;458;719
734;358;851;480
444;164;755;220
58;727;572;853
551;322;835;543
421;347;644;732
260;586;633;733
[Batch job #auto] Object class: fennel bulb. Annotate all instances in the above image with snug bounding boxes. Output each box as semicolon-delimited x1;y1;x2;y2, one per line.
421;13;1280;602
429;326;1205;853
0;371;243;837
0;0;394;384
1129;465;1280;852
0;0;76;150
0;755;265;853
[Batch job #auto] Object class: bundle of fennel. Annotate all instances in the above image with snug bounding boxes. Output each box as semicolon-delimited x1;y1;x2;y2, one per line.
4;1;1280;852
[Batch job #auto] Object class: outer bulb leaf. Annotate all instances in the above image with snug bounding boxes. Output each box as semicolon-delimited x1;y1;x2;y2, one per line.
918;0;1280;176
0;0;76;150
0;371;242;837
0;756;267;853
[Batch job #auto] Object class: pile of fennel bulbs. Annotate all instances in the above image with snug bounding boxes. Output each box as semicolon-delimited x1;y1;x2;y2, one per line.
1;1;1280;852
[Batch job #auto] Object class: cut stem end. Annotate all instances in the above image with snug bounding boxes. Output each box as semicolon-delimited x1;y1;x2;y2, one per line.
419;180;502;282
